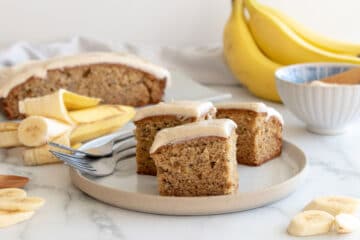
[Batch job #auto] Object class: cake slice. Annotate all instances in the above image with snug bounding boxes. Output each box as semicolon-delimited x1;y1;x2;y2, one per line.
134;101;216;176
150;119;238;196
0;52;170;119
216;102;283;166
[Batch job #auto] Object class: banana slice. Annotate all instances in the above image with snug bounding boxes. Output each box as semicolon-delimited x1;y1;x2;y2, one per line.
0;188;26;200
335;213;360;234
0;210;34;228
18;89;74;123
304;196;360;216
18;116;72;147
287;210;334;236
0;197;45;211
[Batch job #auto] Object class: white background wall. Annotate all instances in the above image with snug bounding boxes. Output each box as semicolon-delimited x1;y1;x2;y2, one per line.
0;0;359;47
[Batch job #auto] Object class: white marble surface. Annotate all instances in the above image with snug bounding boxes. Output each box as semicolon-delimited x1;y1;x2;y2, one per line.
1;85;360;240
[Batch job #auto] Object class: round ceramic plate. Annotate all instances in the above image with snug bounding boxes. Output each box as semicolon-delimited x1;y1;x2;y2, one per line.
70;132;307;216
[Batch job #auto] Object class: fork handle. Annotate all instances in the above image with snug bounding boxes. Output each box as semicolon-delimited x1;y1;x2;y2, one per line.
113;138;136;154
112;130;134;144
114;147;136;163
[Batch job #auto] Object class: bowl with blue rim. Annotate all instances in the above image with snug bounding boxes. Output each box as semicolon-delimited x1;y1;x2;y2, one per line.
275;63;360;135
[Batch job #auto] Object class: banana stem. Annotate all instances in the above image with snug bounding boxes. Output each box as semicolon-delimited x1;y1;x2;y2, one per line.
231;0;242;17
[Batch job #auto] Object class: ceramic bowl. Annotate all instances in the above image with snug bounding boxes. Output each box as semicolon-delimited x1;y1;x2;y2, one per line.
275;63;360;135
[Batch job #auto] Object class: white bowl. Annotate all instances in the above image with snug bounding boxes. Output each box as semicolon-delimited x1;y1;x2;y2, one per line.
275;63;360;135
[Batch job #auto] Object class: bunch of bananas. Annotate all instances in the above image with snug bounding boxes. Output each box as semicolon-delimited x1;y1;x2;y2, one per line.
223;0;360;102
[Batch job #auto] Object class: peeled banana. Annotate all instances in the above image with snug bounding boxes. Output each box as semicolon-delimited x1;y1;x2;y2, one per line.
287;210;334;236
304;196;360;216
223;0;281;102
0;122;19;131
23;133;70;166
244;0;360;65
0;210;34;228
18;116;72;147
0;130;22;148
0;122;22;148
259;4;360;57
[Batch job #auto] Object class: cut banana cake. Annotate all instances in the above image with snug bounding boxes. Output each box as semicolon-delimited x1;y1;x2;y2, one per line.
150;119;238;196
216;102;283;166
134;101;216;176
0;52;170;119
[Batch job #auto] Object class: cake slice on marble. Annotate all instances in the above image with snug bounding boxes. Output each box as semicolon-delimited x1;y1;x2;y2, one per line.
0;52;170;119
134;101;216;176
150;119;238;196
216;102;283;166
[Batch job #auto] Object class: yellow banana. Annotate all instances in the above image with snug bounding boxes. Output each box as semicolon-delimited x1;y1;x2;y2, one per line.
223;0;281;102
244;0;360;65
259;4;360;57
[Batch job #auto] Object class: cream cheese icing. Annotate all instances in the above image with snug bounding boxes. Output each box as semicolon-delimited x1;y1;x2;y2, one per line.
150;119;237;153
216;102;284;124
0;52;171;98
134;101;216;122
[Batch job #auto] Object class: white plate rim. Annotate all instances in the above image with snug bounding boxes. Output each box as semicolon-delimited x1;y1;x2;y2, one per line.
70;137;307;216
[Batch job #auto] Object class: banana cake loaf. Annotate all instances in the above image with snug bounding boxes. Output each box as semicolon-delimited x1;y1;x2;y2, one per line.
0;52;170;119
216;102;283;166
150;119;238;196
134;101;216;176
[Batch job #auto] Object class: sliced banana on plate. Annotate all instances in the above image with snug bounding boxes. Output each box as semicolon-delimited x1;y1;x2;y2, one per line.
335;213;360;234
0;210;34;228
287;210;334;236
304;196;360;216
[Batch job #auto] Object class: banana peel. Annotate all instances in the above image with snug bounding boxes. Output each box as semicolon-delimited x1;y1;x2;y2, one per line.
63;91;101;110
69;105;134;124
18;89;101;124
70;108;135;144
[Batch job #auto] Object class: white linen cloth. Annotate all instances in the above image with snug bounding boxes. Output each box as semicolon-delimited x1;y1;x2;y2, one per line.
0;36;238;86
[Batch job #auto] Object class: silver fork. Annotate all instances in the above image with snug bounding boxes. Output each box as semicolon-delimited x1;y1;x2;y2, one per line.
50;140;136;177
49;130;134;158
